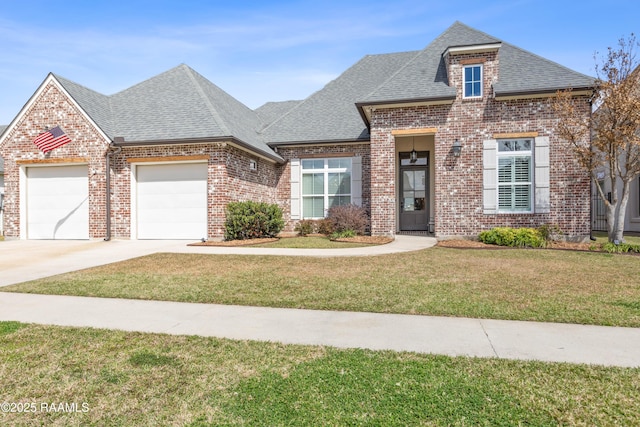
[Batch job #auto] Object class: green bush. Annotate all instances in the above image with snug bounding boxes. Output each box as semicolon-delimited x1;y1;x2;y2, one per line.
603;242;640;253
224;201;284;241
478;227;546;248
330;229;357;239
537;223;563;242
294;220;316;236
327;204;368;235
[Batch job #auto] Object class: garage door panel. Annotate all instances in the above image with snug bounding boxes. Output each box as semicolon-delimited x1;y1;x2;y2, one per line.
138;193;207;209
136;163;208;239
27;165;89;240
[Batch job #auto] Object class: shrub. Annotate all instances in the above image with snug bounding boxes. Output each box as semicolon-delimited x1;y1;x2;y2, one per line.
316;218;335;235
224;201;284;240
326;204;368;235
537;223;563;242
294;220;316;236
479;227;545;248
330;229;357;239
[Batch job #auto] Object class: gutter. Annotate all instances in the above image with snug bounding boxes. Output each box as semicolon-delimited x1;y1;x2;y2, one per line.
115;136;284;164
104;140;122;241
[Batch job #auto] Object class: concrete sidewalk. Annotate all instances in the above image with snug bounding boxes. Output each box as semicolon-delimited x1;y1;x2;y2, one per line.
1;292;638;368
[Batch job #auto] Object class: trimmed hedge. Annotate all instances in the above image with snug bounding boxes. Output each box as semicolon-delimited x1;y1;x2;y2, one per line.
224;201;284;241
478;227;546;248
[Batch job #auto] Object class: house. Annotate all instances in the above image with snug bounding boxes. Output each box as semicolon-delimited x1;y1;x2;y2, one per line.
0;22;595;241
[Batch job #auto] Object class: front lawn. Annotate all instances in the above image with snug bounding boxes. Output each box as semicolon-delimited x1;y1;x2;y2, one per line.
5;247;640;327
1;322;638;426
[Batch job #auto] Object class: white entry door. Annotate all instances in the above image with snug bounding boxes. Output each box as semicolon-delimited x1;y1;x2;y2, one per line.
136;163;208;239
26;165;89;239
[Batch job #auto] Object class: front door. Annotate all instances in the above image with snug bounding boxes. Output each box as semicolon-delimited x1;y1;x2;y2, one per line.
399;152;429;231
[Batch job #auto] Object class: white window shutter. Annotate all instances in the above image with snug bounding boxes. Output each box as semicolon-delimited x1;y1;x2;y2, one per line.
351;156;362;206
290;159;301;219
534;136;550;213
483;140;497;214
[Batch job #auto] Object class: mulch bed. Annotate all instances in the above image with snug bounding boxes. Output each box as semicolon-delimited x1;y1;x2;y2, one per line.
187;235;394;247
436;239;596;252
188;238;279;247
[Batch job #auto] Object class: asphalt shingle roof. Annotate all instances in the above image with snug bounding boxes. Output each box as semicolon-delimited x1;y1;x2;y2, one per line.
261;50;419;144
43;22;595;151
56;65;280;161
255;100;302;125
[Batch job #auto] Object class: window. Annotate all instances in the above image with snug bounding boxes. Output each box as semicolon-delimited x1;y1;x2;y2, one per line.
301;158;351;218
497;139;532;212
463;64;483;98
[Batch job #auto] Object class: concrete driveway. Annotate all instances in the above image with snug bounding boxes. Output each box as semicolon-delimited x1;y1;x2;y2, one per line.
0;239;191;287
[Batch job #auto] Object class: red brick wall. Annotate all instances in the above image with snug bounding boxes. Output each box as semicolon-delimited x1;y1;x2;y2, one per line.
0;81;110;239
0;79;284;240
369;51;591;239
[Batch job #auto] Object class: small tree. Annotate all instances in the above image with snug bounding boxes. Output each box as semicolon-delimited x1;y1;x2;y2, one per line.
553;34;640;242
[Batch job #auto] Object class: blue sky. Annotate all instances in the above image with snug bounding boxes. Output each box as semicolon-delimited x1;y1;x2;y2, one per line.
0;0;637;124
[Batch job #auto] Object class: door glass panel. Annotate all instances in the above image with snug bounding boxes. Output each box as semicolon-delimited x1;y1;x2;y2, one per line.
402;170;426;212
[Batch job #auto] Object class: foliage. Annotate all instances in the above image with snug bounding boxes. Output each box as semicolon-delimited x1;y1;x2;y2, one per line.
224;201;284;240
552;34;640;242
537;223;563;242
294;219;316;236
478;227;546;248
330;229;357;239
316;218;335;235
602;241;640;253
326;204;368;235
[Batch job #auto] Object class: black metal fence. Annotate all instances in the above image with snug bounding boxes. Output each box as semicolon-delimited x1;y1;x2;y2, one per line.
592;193;608;231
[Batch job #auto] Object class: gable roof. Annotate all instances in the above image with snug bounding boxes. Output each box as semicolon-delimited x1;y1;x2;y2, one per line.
2;22;596;154
262;50;418;144
56;65;282;162
360;21;593;105
359;22;499;105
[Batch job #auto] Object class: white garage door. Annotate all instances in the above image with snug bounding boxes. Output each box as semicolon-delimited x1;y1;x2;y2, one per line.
136;163;208;239
27;165;89;239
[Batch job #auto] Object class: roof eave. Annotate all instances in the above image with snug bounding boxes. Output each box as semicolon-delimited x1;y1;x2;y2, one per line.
494;86;595;101
356;95;456;126
268;138;370;148
113;136;284;164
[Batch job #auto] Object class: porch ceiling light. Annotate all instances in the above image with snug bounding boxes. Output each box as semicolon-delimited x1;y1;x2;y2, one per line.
410;136;417;163
452;139;462;157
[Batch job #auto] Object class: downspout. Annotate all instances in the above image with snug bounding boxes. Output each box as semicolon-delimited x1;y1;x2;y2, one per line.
104;139;123;241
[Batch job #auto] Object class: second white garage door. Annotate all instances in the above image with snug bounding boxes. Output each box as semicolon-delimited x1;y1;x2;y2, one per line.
136;163;208;239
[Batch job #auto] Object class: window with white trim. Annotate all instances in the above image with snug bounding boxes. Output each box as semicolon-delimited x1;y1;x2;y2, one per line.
301;158;351;218
463;64;483;98
497;139;533;212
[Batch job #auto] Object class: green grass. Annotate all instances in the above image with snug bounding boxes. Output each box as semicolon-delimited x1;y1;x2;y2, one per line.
6;247;640;327
1;321;638;426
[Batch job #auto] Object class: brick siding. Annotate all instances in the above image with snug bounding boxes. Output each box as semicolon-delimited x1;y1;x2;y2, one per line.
369;51;591;239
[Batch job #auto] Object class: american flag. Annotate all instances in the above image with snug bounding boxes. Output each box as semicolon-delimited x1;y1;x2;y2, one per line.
33;126;72;153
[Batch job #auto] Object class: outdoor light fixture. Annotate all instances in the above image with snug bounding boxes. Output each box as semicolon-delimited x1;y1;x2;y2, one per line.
452;139;462;157
410;136;417;163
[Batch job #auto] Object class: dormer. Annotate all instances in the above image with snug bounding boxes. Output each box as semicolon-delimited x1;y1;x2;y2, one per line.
444;43;502;100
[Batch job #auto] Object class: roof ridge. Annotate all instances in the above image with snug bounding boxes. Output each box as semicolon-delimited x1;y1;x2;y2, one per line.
181;65;231;136
358;50;424;104
260;51;417;135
